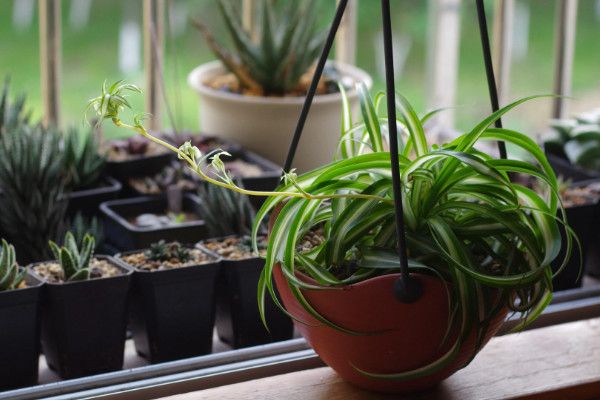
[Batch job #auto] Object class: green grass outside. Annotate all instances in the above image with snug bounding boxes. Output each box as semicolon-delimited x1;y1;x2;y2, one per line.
0;0;598;140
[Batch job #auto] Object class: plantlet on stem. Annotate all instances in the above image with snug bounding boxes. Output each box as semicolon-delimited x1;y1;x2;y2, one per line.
49;232;95;282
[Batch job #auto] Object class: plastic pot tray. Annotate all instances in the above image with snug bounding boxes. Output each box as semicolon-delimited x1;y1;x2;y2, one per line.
0;270;43;390
100;194;209;251
115;247;220;363
198;236;294;349
67;176;122;217
30;256;133;379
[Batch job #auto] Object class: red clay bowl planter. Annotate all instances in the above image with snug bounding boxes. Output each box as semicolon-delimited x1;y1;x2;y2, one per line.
198;236;294;349
268;205;506;393
273;267;506;393
30;256;133;379
115;247;220;363
0;270;43;390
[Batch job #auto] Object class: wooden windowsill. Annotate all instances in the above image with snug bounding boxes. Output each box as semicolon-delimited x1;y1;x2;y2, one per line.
161;317;600;400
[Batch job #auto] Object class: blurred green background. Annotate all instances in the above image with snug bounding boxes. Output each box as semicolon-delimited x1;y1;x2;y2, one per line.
0;0;599;139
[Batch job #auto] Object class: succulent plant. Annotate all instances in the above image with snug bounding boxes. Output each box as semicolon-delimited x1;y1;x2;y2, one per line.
192;0;327;95
69;213;104;251
197;183;256;237
145;241;192;263
0;239;26;291
63;127;106;190
0;78;30;134
49;232;95;281
544;109;600;171
0;124;69;263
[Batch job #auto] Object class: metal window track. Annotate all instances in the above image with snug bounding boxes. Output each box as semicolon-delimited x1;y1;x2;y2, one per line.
2;286;599;400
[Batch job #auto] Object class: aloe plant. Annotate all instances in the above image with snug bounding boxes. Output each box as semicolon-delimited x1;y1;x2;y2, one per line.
197;183;256;237
49;232;95;281
0;123;69;263
0;239;26;291
0;78;30;134
63;127;106;189
192;0;327;95
89;80;575;380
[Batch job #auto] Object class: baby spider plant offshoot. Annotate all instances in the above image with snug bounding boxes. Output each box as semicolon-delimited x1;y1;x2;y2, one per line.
90;80;577;380
49;232;95;282
86;81;387;205
0;239;26;291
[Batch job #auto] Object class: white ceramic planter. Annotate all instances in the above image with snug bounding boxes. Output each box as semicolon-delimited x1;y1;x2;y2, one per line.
188;61;372;172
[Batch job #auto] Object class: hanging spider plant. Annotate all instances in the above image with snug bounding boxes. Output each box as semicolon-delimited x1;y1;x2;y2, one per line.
89;80;576;381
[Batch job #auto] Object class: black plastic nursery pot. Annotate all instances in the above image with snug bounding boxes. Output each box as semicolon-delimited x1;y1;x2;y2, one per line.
115;248;220;363
106;152;173;182
100;194;209;251
198;237;294;349
545;150;599;182
552;180;600;291
0;270;43;390
66;176;122;217
31;256;133;379
234;150;281;209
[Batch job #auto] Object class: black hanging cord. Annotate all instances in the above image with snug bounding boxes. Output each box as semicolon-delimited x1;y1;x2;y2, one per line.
476;0;507;160
282;0;349;173
381;0;422;303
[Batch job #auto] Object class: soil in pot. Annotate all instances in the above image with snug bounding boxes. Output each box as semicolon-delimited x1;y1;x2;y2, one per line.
0;270;43;390
31;256;132;379
117;242;220;363
104;136;173;181
205;64;347;97
200;236;294;349
128;162;197;196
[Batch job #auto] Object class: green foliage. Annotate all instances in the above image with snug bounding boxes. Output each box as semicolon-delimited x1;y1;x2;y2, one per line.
0;79;30;134
0;124;69;263
69;213;104;251
197;183;256;237
145;241;192;263
49;232;95;281
250;86;575;379
91;79;575;381
0;239;26;291
63;127;106;189
192;0;327;95
544;109;600;171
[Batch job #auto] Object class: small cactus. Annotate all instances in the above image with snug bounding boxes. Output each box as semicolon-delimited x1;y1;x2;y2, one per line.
48;232;95;281
0;239;26;291
145;241;192;263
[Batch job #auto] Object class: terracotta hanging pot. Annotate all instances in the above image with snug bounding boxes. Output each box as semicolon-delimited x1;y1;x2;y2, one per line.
268;207;507;393
273;267;507;393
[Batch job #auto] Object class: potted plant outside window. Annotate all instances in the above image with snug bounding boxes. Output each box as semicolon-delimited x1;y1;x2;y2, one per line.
188;0;371;171
90;81;574;393
115;241;220;363
30;232;132;379
0;240;43;390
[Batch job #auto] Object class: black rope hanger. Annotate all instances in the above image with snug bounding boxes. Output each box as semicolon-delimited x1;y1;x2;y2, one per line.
283;0;505;303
